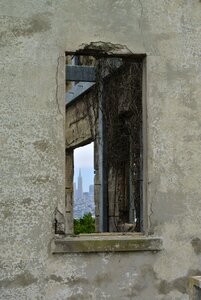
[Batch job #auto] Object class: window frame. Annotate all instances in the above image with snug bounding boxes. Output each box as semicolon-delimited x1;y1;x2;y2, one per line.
64;50;148;236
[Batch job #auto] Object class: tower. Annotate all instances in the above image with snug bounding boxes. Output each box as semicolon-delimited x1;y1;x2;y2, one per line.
77;168;83;199
73;182;77;200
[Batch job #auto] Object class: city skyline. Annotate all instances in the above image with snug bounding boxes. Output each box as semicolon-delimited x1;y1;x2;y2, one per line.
73;142;94;192
73;167;94;193
73;168;94;196
73;168;95;219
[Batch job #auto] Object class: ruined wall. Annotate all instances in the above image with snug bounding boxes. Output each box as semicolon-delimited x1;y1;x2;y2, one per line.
103;61;143;232
65;88;97;150
0;1;201;299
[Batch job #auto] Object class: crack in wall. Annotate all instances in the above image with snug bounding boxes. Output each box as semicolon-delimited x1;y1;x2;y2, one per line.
55;55;64;118
149;197;154;233
148;180;154;233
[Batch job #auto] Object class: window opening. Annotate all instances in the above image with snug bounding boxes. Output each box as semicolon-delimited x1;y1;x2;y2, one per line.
65;52;144;234
73;142;95;234
73;142;95;219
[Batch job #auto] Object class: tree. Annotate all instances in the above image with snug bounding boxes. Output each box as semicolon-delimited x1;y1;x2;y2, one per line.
74;213;95;235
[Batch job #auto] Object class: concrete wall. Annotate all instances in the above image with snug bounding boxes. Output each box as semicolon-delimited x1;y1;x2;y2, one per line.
65;88;97;150
0;1;201;299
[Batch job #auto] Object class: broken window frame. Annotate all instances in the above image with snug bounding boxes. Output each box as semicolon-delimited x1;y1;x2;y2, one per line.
65;50;148;235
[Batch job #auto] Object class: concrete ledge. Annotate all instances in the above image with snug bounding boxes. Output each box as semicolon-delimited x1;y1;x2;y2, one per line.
51;234;163;253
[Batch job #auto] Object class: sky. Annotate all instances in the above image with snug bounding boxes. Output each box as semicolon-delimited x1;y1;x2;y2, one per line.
73;142;94;192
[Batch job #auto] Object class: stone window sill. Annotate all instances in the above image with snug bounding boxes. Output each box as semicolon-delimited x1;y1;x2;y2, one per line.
51;233;163;253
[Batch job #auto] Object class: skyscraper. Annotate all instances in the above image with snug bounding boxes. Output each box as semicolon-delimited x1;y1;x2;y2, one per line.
73;182;77;200
73;170;95;218
77;168;83;199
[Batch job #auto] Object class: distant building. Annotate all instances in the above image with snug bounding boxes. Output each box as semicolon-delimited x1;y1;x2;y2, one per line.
73;169;94;218
89;184;94;196
77;168;83;199
73;182;77;200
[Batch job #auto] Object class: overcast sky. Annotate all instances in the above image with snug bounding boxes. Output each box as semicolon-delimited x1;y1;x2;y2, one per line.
74;142;94;168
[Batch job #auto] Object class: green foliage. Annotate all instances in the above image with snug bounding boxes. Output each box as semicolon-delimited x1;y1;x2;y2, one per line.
74;213;95;235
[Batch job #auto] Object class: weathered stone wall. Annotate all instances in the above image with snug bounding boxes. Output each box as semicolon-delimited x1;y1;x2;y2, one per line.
1;1;201;299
